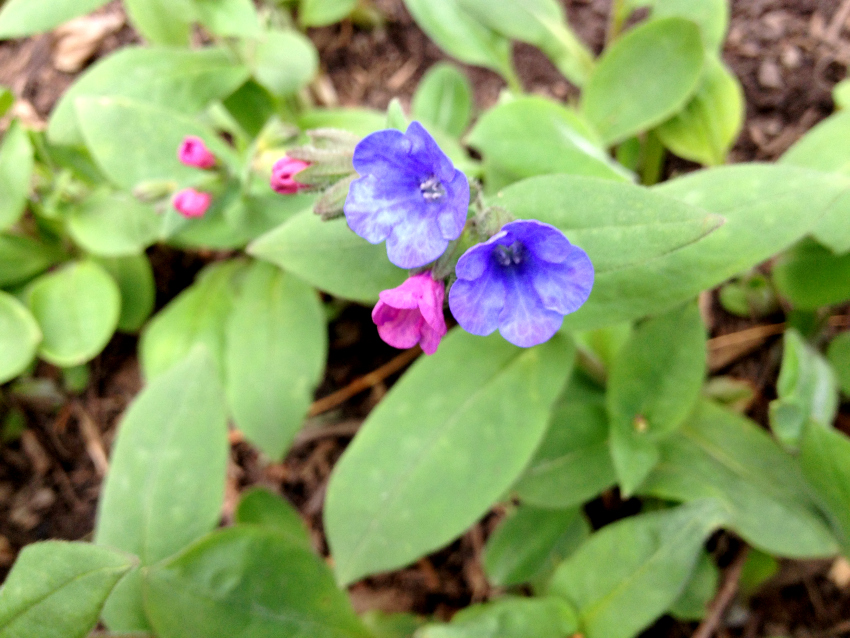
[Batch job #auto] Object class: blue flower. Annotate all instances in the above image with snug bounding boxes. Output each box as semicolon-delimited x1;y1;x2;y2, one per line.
344;121;470;269
448;220;594;347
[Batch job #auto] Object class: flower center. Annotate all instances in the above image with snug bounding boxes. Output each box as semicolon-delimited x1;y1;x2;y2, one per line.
494;241;525;267
420;176;446;201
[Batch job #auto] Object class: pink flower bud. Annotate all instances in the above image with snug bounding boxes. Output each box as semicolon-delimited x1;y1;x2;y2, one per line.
178;136;216;169
372;271;448;355
271;156;310;194
172;188;212;218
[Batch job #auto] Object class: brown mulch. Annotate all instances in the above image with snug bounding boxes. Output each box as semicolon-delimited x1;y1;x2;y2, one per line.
1;1;850;636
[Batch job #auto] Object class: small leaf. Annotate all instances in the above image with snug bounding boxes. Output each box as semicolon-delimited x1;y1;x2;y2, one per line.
195;0;260;36
581;17;705;144
235;487;312;549
95;254;156;333
299;0;357;27
412;63;473;137
668;551;718;621
247;29;318;97
800;422;850;555
417;597;579;638
827;331;850;395
144;526;371;638
648;0;729;51
325;331;574;584
123;0;195;45
0;541;134;638
0;120;34;231
27;260;120;367
0;234;59;288
0;291;41;384
67;191;160;256
772;239;850;310
0;0;110;37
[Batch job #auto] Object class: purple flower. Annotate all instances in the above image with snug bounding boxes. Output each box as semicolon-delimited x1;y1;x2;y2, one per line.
448;220;594;347
271;156;310;194
172;188;212;218
344;121;470;269
177;136;216;169
372;271;447;355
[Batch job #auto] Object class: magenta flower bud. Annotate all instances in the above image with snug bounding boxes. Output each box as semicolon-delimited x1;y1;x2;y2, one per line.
372;271;448;355
172;188;212;218
271;156;310;194
177;136;216;169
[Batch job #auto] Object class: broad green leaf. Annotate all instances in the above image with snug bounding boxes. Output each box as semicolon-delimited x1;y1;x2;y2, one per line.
0;291;41;384
246;29;318;97
0;0;109;37
513;375;616;509
668;551;718;620
417;597;579;638
548;500;726;638
325;331;574;584
0;541;133;638
800;423;850;555
641;400;838;558
123;0;195;45
248;211;406;303
0;234;59;287
225;262;327;459
75;96;235;190
235;487;312;549
456;0;594;86
768;329;838;448
27;260;120;367
483;505;588;587
222;79;276;138
467;97;634;189
67;191;160;256
648;0;729;51
581;17;705;145
656;56;743;166
144;526;370;638
96;348;228;631
195;0;260;36
0;120;33;231
298;108;386;137
772;239;850;310
95;255;156;333
412;63;473;137
496;174;723;276
827;332;850;395
402;0;514;80
48;46;248;146
607;302;706;494
299;0;357;26
140;261;243;380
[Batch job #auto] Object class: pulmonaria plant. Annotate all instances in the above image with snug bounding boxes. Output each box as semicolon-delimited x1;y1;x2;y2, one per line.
344;121;470;269
177;135;216;169
172;188;211;218
372;271;447;355
271;156;311;194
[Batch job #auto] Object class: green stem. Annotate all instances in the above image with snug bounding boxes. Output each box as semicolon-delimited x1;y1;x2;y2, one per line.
640;130;666;186
607;0;629;44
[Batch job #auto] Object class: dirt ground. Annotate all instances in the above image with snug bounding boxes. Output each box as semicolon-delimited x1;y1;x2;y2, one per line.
1;1;850;636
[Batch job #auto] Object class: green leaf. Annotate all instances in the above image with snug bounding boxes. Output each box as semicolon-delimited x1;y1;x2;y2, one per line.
27;260;120;367
411;63;473;137
402;0;514;79
835;79;850;110
656;56;743;166
246;29;318;97
772;239;850;310
607;302;706;494
67;191;160;256
234;487;311;549
225;262;327;459
123;0;195;45
0;291;41;384
768;329;839;448
0;120;33;231
95;348;229;631
248;211;406;303
513;375;616;509
581;17;705;145
48;46;248;146
299;0;357;27
298;108;387;137
800;423;850;555
195;0;260;36
75;96;235;190
144;526;370;638
456;0;594;86
467;97;634;190
641;400;838;558
827;332;850;396
0;541;134;638
140;261;243;380
417;597;579;638
648;0;729;51
668;551;718;621
0;234;58;287
325;331;574;584
95;254;156;333
0;0;110;37
549;501;725;638
483;505;588;587
0;86;13;118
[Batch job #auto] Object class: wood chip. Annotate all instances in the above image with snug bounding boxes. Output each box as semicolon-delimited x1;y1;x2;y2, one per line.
20;430;51;476
829;557;850;589
52;13;124;73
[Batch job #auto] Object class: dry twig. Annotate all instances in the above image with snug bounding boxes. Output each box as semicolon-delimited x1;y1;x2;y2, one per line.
692;547;750;638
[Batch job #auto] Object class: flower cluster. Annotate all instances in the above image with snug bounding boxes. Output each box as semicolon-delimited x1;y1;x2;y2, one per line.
173;136;217;218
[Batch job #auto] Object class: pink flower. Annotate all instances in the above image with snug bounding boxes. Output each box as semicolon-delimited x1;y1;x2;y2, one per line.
172;188;212;218
372;272;448;355
177;136;217;169
271;156;310;194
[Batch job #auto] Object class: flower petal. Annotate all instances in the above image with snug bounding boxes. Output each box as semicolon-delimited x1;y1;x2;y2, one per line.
406;121;456;181
503;219;574;264
386;213;450;268
448;262;505;337
498;267;564;347
375;307;424;350
345;175;420;244
419;320;445;355
352;128;414;176
530;247;594;315
436;169;470;240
